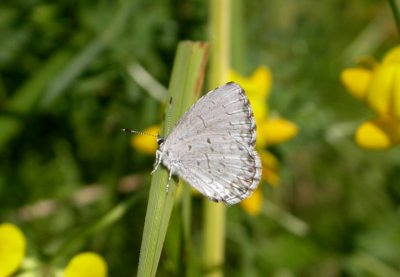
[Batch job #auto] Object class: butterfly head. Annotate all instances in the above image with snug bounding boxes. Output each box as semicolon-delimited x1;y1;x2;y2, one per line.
157;135;165;146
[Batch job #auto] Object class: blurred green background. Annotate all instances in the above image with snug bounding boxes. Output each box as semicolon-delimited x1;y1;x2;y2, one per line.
1;0;400;276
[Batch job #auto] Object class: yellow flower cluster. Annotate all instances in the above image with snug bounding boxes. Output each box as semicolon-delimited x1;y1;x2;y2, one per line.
341;46;400;149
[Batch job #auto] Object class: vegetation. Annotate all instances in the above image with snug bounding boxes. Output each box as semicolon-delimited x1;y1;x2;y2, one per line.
1;0;400;276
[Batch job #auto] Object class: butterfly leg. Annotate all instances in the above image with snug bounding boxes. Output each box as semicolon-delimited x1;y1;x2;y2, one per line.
151;150;162;175
166;168;173;192
165;161;177;193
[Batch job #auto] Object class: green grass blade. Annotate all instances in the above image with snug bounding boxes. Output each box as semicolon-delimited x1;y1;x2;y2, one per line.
137;41;209;277
50;191;146;261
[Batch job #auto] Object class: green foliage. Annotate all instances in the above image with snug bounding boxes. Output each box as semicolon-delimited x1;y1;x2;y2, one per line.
1;0;400;276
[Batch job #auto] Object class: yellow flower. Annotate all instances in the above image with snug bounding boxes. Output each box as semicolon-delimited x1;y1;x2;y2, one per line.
0;223;26;277
259;150;280;186
341;45;400;149
64;252;108;277
340;68;372;100
355;117;400;149
130;125;160;155
229;66;272;99
240;188;263;216
260;118;299;146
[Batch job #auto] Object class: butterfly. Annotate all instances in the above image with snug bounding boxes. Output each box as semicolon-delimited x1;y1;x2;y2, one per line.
147;82;262;205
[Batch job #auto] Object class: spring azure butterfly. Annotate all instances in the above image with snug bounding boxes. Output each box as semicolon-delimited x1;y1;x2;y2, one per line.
151;82;262;205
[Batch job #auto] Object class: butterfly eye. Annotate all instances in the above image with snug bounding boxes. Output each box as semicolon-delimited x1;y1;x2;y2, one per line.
157;136;165;145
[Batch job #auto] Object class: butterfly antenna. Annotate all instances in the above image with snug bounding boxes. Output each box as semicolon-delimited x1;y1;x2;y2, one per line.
121;128;158;138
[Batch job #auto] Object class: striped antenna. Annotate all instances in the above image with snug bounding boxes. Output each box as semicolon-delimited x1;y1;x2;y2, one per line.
121;128;158;138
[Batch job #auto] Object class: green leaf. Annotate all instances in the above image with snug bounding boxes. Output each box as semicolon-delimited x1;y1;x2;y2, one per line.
137;41;209;277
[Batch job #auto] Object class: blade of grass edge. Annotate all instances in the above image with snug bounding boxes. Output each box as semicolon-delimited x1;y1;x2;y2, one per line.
137;41;209;277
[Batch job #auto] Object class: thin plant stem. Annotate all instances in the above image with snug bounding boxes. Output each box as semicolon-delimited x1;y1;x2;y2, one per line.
203;1;231;276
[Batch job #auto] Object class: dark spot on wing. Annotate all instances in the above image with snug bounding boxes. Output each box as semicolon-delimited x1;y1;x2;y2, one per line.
207;138;211;144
